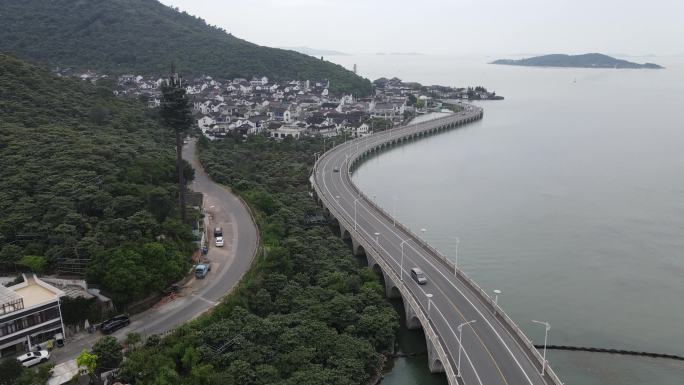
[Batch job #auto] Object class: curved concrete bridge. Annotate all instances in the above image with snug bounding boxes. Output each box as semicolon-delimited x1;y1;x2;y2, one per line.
311;107;563;385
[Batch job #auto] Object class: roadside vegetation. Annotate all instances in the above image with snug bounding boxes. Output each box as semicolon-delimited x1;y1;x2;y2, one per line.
0;53;195;305
0;359;52;385
117;134;399;384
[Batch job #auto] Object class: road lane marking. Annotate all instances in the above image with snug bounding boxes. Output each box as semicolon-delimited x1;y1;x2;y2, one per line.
320;150;485;385
317;115;543;385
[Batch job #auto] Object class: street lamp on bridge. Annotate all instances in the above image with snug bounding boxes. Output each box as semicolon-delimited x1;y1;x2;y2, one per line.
457;320;477;378
392;196;398;226
425;293;434;316
493;289;502;314
400;239;408;282
353;198;359;230
532;320;551;376
454;236;460;274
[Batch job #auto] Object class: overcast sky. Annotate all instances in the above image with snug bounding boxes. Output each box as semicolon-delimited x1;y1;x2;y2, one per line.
159;0;683;56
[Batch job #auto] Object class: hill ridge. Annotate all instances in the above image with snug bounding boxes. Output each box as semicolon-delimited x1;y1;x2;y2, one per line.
0;0;371;94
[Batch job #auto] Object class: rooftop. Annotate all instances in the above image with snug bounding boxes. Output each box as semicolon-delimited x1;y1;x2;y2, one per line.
0;284;23;315
12;276;60;308
1;275;65;315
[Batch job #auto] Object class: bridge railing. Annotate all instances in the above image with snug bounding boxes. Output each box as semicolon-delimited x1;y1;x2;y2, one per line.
314;110;563;385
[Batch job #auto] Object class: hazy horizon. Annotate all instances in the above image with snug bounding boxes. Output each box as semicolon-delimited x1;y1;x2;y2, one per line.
159;0;683;57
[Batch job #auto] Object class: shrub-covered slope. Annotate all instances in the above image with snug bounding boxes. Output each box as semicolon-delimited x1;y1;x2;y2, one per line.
0;0;372;95
0;53;194;304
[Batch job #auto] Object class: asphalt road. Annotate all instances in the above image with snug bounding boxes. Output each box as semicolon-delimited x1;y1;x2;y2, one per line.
52;138;258;365
314;109;557;385
125;138;259;335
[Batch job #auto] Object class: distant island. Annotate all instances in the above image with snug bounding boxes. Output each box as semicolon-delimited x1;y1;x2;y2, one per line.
279;46;349;56
491;53;663;69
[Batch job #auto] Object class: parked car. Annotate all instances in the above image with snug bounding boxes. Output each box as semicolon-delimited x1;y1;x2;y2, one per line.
410;267;427;285
101;314;130;334
214;227;223;237
195;264;210;279
333;167;340;172
215;236;224;247
16;350;50;367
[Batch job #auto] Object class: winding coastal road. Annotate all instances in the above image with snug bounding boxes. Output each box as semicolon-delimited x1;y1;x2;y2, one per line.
312;107;562;385
49;139;258;382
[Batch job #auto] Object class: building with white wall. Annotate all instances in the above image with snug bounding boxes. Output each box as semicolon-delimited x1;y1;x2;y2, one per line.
0;275;65;357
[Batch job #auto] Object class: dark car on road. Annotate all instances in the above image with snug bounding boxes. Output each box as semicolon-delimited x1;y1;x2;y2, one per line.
410;267;427;285
101;314;130;334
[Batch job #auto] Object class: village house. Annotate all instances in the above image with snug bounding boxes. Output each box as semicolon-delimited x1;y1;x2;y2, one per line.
269;125;307;140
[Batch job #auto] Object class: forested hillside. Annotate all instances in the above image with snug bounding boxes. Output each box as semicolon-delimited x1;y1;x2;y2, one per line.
117;135;398;384
0;54;194;305
0;0;372;95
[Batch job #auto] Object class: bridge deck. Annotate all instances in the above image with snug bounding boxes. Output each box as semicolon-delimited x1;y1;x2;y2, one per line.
312;107;562;385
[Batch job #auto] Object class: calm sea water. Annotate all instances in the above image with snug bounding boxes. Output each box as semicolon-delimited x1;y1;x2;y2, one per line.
329;54;684;385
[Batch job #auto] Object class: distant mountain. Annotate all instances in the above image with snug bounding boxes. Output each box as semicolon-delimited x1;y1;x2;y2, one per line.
279;46;349;56
0;0;371;95
491;53;663;69
375;52;425;56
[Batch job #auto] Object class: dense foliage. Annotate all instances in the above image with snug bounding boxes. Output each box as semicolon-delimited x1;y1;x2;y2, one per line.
0;54;194;305
0;358;52;385
92;336;124;374
118;135;399;384
0;0;372;95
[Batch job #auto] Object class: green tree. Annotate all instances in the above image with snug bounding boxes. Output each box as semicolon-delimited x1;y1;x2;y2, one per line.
0;358;23;385
18;255;46;273
124;332;142;349
92;336;123;373
76;349;98;376
407;93;417;106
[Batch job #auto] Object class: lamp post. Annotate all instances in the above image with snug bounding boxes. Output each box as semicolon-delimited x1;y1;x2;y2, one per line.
420;228;427;239
425;293;434;316
532;320;551;376
493;289;502;314
392;197;398;226
400;239;407;281
353;198;359;230
457;320;477;378
454;237;460;274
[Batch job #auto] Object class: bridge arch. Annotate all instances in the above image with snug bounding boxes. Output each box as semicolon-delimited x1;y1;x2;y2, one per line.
388;285;401;299
353;241;366;257
340;225;351;241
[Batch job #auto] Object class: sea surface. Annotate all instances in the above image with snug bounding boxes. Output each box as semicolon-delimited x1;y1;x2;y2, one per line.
328;54;684;385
